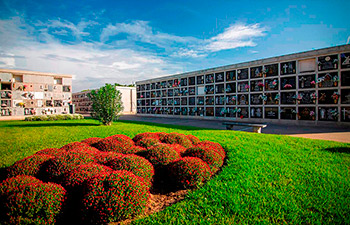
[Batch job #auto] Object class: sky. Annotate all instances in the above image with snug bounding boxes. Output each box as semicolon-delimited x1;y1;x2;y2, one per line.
0;0;349;92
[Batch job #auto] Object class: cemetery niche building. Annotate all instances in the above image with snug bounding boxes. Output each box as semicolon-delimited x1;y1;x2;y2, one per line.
0;69;72;119
136;45;350;125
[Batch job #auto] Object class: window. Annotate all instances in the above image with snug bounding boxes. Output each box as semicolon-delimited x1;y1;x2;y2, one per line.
54;78;62;84
63;85;71;92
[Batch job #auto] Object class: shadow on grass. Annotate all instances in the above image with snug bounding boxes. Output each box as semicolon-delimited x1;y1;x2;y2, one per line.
118;119;209;131
323;147;350;154
5;122;100;128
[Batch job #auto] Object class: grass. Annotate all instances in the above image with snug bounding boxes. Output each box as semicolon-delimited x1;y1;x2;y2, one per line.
0;119;349;224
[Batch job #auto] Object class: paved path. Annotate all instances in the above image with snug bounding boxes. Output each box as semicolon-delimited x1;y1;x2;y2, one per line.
120;115;350;143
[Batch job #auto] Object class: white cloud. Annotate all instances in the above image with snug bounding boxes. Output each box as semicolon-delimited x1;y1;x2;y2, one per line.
100;20;198;49
204;23;267;52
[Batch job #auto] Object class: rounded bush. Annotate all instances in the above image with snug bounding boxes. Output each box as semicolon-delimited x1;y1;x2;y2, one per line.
196;141;226;159
143;143;181;167
45;151;95;182
61;163;113;189
0;175;66;225
134;137;161;148
95;152;125;164
161;132;193;148
107;134;134;146
94;138;134;154
183;146;224;174
82;170;150;224
60;142;100;154
169;144;187;154
132;132;160;143
35;148;65;157
169;157;211;189
126;145;147;154
81;137;103;146
7;154;54;178
186;134;201;145
105;154;154;188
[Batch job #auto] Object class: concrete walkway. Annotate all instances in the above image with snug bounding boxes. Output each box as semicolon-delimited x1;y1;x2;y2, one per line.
119;115;350;143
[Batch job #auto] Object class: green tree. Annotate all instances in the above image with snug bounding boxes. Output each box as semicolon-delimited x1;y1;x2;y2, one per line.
88;84;124;125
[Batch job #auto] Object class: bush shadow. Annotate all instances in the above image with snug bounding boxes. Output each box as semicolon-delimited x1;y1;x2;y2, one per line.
323;147;350;154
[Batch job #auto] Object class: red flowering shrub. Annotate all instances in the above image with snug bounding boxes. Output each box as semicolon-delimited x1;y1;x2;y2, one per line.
169;143;187;154
61;141;100;153
162;132;193;148
132;132;160;143
196;141;226;159
183;146;224;174
95;152;125;164
105;154;154;188
143;143;181;167
0;175;66;225
94;138;134;154
61;163;113;189
7;154;54;178
81;137;103;146
169;157;211;188
44;151;95;182
135;137;161;148
127;145;147;154
107;134;135;146
35;148;65;157
187;134;201;145
82;170;149;224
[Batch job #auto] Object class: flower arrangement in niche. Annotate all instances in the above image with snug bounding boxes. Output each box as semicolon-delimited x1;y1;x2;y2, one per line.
283;84;292;89
257;82;264;87
331;92;339;103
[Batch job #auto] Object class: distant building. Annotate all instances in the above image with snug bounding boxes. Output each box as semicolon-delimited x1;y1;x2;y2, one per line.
136;45;350;125
72;86;136;115
0;69;72;120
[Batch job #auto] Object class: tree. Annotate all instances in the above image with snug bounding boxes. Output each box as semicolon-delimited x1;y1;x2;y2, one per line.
88;84;124;126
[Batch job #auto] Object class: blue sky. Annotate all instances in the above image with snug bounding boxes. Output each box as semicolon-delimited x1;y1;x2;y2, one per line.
0;0;349;91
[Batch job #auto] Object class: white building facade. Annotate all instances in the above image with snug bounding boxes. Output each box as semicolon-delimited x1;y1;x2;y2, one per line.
136;45;350;125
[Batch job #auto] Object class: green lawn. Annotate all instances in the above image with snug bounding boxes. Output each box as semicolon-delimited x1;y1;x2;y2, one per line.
0;119;349;224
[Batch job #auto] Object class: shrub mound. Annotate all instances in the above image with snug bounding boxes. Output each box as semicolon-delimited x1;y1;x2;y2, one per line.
94;137;134;154
2;132;225;224
61;163;113;189
105;154;154;188
35;148;64;157
7;154;54;178
162;132;193;148
81;137;103;146
183;146;224;174
135;137;161;148
186;134;201;145
44;151;95;182
0;175;66;225
143;143;181;167
82;170;150;224
169;157;212;188
196;141;226;159
95;152;124;164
